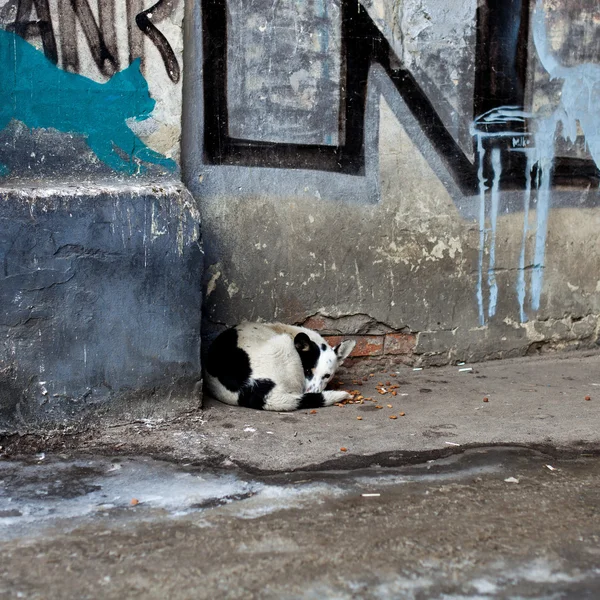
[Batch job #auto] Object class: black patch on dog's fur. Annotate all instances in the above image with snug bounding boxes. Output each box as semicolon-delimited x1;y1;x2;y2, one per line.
206;328;251;391
298;393;325;409
238;379;275;410
294;333;321;380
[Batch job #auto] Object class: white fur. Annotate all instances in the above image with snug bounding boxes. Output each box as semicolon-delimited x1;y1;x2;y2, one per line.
205;322;355;411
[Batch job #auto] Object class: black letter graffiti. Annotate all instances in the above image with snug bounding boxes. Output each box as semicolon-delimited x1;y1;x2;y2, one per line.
202;0;477;193
9;0;58;64
67;0;119;76
136;0;180;83
202;0;600;193
8;0;180;82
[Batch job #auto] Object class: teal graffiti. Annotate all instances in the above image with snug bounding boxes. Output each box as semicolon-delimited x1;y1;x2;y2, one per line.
0;28;176;175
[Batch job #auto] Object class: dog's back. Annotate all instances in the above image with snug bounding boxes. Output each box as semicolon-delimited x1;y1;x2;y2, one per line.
204;322;353;411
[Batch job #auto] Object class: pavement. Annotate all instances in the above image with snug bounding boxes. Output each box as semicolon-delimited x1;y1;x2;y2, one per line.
3;350;599;471
1;350;600;599
1;448;600;599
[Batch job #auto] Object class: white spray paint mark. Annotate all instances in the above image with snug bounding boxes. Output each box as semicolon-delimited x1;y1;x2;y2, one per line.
488;148;501;318
471;1;600;323
530;117;554;311
475;135;487;325
472;108;532;325
143;201;148;269
150;202;167;241
517;154;534;323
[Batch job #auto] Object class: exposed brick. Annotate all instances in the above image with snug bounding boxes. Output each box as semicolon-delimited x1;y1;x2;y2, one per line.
324;335;384;357
302;315;327;331
384;333;417;355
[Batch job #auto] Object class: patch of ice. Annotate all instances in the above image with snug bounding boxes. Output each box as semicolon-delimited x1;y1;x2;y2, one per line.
232;482;346;519
517;559;581;584
471;578;498;594
0;457;261;540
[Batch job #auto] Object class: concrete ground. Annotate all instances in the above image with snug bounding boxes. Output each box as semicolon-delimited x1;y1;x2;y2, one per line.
3;350;598;471
1;351;600;599
1;448;600;599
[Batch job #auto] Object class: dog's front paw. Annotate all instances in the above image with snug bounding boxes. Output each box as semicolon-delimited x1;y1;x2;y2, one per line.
322;390;352;405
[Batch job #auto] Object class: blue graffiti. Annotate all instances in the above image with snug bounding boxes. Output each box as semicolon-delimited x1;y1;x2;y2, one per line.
471;0;600;325
471;107;533;325
0;28;176;175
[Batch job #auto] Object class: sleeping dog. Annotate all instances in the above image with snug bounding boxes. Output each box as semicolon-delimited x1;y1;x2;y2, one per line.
205;322;356;411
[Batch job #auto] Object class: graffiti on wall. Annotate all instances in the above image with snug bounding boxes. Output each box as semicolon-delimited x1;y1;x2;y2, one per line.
202;0;599;194
474;0;600;324
0;0;180;175
201;0;600;324
202;0;477;190
4;0;180;81
0;28;175;174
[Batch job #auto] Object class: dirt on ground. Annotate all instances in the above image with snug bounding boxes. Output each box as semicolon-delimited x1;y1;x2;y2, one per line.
1;448;600;599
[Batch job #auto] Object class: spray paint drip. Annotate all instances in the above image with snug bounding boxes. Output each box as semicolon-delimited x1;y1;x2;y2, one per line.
471;107;554;325
471;0;600;325
471;107;532;326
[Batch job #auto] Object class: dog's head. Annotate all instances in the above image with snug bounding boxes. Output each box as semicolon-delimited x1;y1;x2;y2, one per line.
294;331;355;393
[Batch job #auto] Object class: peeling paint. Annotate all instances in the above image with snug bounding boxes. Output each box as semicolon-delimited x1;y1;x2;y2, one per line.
426;237;462;261
207;271;222;297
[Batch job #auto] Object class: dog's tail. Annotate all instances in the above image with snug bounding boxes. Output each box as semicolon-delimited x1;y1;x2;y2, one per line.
264;390;352;411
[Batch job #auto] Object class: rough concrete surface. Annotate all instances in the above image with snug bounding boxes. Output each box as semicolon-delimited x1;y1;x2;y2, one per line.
2;351;599;471
1;448;600;599
196;350;600;472
1;351;600;599
0;182;203;432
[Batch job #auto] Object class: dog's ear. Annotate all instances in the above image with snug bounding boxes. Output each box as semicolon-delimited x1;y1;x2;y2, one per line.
334;340;355;362
294;332;312;353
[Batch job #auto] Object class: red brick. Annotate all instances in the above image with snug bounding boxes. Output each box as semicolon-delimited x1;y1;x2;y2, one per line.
324;335;384;357
302;315;327;331
384;333;417;355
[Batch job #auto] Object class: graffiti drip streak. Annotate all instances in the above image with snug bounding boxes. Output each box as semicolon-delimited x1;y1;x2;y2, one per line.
473;0;600;324
472;107;532;325
476;135;487;326
488;148;501;319
517;154;534;323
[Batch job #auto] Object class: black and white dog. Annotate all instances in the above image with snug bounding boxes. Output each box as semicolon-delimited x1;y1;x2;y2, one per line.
205;322;356;411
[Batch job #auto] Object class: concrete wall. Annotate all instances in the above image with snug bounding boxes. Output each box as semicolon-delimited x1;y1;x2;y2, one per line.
2;0;599;432
0;2;202;432
0;184;202;431
186;0;600;365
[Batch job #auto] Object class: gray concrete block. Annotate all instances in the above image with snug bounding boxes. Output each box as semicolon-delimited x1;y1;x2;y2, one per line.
0;182;202;432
